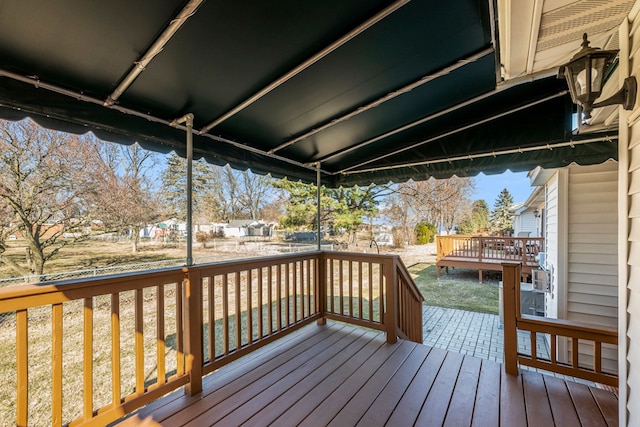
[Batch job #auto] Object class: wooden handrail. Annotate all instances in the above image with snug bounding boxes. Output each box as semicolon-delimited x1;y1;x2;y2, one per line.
0;251;424;426
502;262;618;387
393;256;424;343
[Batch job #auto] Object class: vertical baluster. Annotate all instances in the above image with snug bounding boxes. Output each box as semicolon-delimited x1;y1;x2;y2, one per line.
285;263;290;326
157;285;166;385
358;261;363;320
258;268;263;339
247;269;253;345
378;263;385;322
135;289;144;395
307;259;313;315
329;260;334;313
16;309;28;426
550;334;557;365
339;260;344;315
369;263;373;321
277;264;282;330
299;259;309;320
530;331;537;361
595;342;602;373
52;303;63;426
83;297;93;420
293;262;298;323
315;256;325;323
208;277;215;360
111;294;121;406
222;273;229;354
267;266;273;334
235;271;241;349
176;281;184;377
348;260;353;316
572;338;579;368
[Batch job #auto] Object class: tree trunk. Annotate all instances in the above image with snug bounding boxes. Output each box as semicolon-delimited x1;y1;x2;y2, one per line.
131;226;140;253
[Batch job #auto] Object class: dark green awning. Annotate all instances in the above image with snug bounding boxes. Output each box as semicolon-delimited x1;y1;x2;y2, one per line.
0;0;615;187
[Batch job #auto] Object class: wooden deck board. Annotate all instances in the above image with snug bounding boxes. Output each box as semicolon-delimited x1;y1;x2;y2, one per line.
471;360;501;427
221;328;371;426
522;370;555;426
328;344;432;426
591;387;619;426
297;339;416;426
114;322;619;427
566;380;608;427
354;344;432;427
384;346;448;426
267;333;385;426
414;351;465;426
499;363;527;427
179;325;356;426
443;355;482;426
543;375;581;427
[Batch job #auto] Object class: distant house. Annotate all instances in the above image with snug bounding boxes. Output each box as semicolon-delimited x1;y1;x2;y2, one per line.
224;220;272;238
142;218;187;240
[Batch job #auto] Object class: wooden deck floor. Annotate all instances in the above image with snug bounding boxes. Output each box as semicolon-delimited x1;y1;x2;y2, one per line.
114;323;618;427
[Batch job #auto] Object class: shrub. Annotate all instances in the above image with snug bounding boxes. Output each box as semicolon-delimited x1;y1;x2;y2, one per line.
415;222;437;244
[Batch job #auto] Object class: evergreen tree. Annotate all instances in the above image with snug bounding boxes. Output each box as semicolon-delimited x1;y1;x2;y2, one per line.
273;179;380;241
490;189;514;232
160;153;210;221
458;199;490;234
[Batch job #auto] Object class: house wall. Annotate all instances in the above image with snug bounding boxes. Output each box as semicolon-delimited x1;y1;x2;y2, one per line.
543;171;562;321
566;161;619;373
538;163;619;371
223;227;246;238
514;211;538;236
622;6;640;424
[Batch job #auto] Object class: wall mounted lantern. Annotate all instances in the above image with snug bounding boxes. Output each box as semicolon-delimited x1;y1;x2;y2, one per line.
560;33;637;121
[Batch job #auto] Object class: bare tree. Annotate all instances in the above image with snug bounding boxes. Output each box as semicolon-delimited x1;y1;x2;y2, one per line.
239;171;273;220
0;119;96;277
383;176;475;238
87;141;163;252
198;165;274;222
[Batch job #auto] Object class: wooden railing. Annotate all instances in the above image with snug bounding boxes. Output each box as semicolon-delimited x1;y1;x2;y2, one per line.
0;251;423;426
502;262;618;387
436;235;544;265
320;252;424;344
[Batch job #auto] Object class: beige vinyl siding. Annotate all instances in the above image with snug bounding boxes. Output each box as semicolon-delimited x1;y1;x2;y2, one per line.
622;7;640;424
543;172;560;320
517;211;538;236
566;162;618;373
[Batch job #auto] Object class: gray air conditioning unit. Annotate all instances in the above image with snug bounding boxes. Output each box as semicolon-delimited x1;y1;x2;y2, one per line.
532;269;551;293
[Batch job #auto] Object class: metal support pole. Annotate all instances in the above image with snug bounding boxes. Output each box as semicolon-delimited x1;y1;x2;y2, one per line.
316;162;321;251
171;113;195;266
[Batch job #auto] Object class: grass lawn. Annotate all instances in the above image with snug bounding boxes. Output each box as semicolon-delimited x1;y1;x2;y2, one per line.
407;262;500;315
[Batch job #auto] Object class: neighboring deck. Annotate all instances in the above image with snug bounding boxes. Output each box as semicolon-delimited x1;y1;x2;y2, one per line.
115;322;618;427
436;235;545;282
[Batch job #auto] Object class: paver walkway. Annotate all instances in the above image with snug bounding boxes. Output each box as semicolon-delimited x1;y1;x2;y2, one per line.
421;305;596;384
422;305;549;363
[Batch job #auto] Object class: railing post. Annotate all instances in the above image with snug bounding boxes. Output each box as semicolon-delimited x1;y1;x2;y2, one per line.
184;268;203;395
384;257;397;344
502;262;521;375
316;252;327;325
